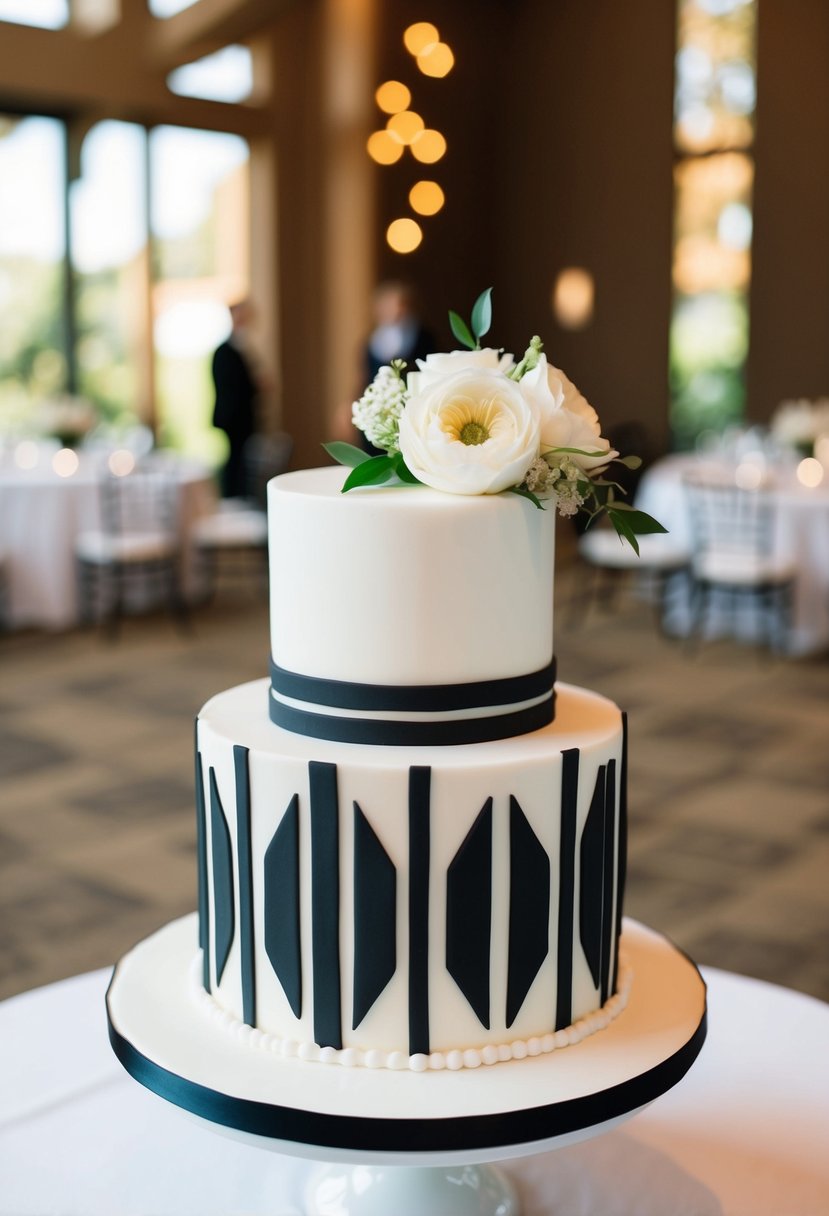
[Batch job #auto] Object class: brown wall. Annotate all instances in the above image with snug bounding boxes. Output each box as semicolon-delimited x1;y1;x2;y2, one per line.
360;0;676;458
748;0;829;420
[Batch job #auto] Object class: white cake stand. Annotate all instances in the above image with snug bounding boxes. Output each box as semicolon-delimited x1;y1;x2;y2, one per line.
106;916;706;1216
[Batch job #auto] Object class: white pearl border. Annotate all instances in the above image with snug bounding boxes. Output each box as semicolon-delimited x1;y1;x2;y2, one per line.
190;953;633;1073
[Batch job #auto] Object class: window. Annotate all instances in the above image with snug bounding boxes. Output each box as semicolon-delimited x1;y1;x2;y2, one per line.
70;121;148;424
670;0;758;449
150;126;250;464
0;116;67;428
168;45;254;104
0;0;68;29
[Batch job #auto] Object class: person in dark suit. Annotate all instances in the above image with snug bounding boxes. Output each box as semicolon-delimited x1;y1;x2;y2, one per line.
362;280;435;384
212;300;259;499
358;281;435;453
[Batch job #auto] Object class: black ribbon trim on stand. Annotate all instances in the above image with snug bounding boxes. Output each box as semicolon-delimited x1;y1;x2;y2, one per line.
269;657;557;714
106;1002;707;1155
268;692;556;747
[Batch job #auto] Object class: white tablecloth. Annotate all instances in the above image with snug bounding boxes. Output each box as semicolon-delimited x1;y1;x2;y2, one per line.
1;962;827;1215
636;454;829;654
0;454;216;629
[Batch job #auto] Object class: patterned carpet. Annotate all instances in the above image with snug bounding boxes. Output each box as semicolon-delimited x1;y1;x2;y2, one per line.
1;564;828;1004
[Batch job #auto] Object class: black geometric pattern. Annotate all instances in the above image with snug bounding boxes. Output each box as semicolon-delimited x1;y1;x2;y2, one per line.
579;765;607;991
446;798;493;1027
352;802;397;1028
263;794;302;1017
506;795;550;1027
208;767;235;986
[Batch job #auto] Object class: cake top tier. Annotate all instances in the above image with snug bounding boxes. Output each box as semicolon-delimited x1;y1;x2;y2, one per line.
267;467;556;746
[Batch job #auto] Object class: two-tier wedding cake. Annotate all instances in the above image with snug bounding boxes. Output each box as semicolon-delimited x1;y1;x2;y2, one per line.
193;467;630;1072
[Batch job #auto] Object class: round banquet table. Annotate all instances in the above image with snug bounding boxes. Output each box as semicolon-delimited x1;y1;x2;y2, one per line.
635;453;829;655
0;451;216;630
1;963;827;1215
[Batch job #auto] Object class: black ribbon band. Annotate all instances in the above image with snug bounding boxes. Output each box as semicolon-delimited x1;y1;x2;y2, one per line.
106;1002;707;1155
270;657;557;714
268;690;556;747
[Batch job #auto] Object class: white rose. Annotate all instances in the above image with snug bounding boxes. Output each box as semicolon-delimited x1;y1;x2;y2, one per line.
519;354;617;473
398;367;540;496
407;347;514;396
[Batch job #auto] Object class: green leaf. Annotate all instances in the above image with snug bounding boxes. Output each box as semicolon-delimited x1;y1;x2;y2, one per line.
606;504;668;534
507;485;546;510
615;454;642;470
391;452;421;485
545;446;610;458
449;309;476;350
608;509;640;556
470;287;493;341
341;455;396;492
322;441;372;468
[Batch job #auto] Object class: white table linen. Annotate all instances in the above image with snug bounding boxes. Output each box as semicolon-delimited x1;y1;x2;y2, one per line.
636;454;829;654
1;963;827;1215
0;454;216;629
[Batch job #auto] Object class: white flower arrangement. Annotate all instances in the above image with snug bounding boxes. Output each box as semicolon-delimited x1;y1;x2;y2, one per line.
327;289;664;552
771;398;829;453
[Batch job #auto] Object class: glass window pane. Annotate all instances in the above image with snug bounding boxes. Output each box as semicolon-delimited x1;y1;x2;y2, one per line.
673;152;753;295
0;115;67;433
0;0;68;28
149;126;249;463
70;121;148;426
148;0;200;17
168;45;253;103
674;0;757;153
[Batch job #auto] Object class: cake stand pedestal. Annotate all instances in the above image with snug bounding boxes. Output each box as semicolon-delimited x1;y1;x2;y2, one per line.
107;917;706;1216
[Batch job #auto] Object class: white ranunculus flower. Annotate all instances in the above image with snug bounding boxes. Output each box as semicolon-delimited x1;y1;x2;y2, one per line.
518;354;617;473
407;347;514;397
398;367;540;496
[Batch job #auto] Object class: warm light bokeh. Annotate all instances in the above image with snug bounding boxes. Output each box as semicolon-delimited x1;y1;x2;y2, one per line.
52;447;79;477
417;42;454;78
403;22;438;56
553;267;594;330
386;218;423;253
797;457;824;488
408;180;444;216
375;80;411;115
367;129;404;164
410;129;446;164
386;110;425;146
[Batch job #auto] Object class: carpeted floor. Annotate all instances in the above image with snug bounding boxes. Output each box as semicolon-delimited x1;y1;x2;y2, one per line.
1;564;828;1003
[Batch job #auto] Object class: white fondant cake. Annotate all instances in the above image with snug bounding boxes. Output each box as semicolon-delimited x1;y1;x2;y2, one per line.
193;468;629;1072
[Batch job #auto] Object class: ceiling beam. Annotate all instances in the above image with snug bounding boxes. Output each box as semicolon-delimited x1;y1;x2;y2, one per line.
148;0;298;72
0;23;270;135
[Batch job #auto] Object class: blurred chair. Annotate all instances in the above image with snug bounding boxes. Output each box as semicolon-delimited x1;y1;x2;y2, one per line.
575;524;691;633
192;502;268;601
75;469;186;638
683;472;796;653
242;431;293;509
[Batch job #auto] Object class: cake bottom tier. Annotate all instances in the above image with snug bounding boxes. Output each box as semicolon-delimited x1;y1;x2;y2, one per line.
194;679;628;1070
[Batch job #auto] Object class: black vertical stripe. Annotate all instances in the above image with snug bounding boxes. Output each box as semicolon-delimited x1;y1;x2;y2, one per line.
556;748;580;1031
408;766;431;1056
234;745;256;1027
194;720;210;991
613;713;629;993
309;761;342;1049
600;759;617;1005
